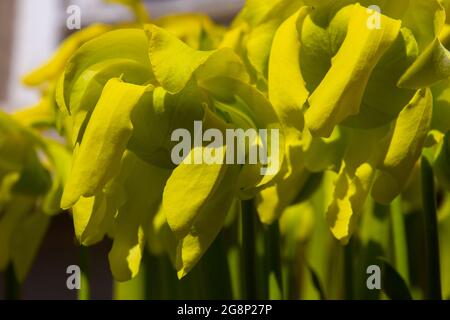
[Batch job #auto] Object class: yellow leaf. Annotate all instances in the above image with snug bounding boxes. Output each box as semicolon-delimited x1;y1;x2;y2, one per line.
372;89;433;204
268;6;310;135
109;152;170;281
146;25;248;94
397;38;450;89
162;144;239;278
305;4;401;137
61;78;152;209
72;195;108;245
326;127;388;244
327;162;376;244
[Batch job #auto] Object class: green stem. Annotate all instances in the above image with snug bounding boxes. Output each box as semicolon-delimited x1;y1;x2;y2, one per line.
202;232;232;299
158;254;178;299
144;251;165;300
78;246;90;300
227;207;242;300
391;197;410;284
227;245;242;300
242;199;258;300
264;222;283;300
113;269;146;300
421;157;442;300
4;263;20;300
344;240;353;300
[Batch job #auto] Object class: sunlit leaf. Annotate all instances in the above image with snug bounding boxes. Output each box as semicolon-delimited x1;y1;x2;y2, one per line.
305;4;401;137
372;89;433;204
109;152;170;281
146;25;248;94
61;78;152;208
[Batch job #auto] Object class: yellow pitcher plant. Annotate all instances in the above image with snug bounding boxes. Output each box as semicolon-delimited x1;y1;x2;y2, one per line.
1;0;450;300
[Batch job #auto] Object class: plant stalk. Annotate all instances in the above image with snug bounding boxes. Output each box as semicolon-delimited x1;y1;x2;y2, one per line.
242;199;258;300
344;240;353;300
4;263;20;300
78;246;90;300
420;157;442;300
264;221;283;300
391;197;410;284
203;231;233;299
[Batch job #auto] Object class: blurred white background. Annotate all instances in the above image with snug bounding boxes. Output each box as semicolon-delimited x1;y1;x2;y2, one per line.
0;0;244;112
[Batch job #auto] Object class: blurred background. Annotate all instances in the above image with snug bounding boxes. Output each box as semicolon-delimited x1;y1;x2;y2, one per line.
0;0;244;111
0;0;244;299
